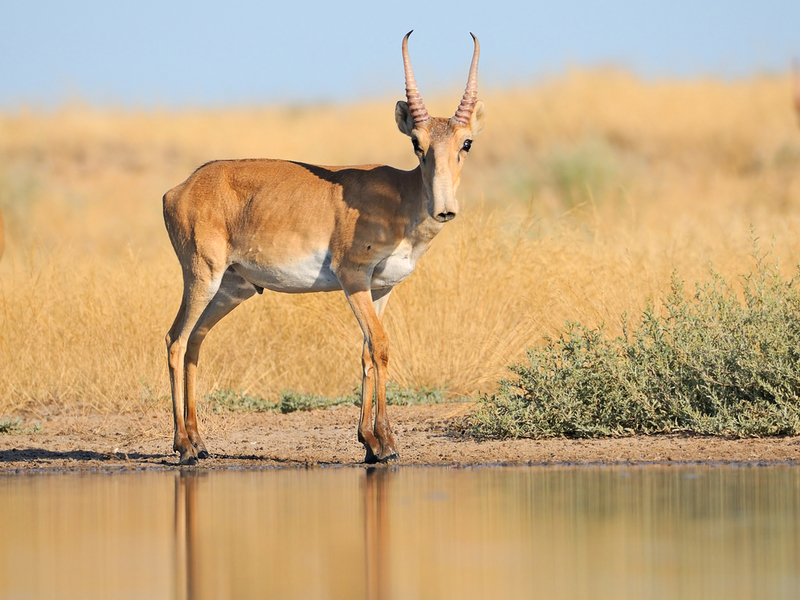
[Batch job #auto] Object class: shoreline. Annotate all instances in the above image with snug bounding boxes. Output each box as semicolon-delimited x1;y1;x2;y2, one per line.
2;404;799;472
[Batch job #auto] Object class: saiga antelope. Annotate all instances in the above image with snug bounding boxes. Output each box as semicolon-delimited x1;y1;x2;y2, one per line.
163;31;486;465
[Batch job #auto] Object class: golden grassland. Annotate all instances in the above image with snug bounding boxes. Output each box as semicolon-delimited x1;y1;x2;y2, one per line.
1;69;800;418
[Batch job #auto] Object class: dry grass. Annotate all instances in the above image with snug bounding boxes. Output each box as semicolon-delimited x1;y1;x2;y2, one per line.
1;69;800;416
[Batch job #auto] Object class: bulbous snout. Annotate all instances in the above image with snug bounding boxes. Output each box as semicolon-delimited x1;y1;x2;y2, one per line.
431;172;459;223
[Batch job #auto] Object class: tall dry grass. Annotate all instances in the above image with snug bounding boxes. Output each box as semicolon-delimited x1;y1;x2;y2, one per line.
1;69;800;417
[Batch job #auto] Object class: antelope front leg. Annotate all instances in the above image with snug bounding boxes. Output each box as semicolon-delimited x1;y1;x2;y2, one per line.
358;338;381;463
371;287;398;462
345;286;398;463
371;339;398;462
358;335;398;462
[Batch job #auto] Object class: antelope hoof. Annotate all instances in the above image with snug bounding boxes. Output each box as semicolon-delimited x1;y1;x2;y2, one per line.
176;445;199;466
178;453;198;466
363;447;379;464
189;434;208;459
379;452;399;463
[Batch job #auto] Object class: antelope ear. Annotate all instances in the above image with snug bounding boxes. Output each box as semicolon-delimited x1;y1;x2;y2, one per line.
395;101;416;137
469;101;486;136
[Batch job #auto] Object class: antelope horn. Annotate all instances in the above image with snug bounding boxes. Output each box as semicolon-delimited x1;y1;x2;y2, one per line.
453;33;480;126
402;30;430;125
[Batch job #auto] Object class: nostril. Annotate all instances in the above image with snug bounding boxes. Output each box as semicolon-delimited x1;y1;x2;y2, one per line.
436;212;456;223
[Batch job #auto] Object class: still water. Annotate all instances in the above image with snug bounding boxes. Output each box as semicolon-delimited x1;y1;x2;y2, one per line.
0;465;798;599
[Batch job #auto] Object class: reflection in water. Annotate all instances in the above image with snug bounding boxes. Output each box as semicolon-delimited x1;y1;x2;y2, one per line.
1;465;799;599
175;471;200;600
171;468;365;599
363;467;390;600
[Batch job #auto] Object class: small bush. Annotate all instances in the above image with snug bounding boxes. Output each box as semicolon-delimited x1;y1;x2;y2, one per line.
385;383;449;406
206;383;451;414
0;417;41;435
205;390;277;413
278;390;356;413
467;240;800;439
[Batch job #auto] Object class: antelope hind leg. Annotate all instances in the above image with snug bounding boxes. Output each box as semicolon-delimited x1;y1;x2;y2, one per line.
183;267;257;461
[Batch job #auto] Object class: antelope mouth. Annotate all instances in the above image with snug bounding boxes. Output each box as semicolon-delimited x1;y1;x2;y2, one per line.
435;212;457;223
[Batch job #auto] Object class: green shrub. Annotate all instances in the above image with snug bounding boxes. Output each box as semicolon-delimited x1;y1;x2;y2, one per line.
206;383;452;414
385;383;449;406
467;240;800;439
278;390;356;413
0;417;41;435
205;389;277;413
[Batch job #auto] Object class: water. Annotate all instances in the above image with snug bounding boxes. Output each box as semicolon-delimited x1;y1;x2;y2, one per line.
0;465;798;599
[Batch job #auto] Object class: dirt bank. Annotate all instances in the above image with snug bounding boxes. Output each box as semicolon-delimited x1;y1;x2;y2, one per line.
1;404;799;472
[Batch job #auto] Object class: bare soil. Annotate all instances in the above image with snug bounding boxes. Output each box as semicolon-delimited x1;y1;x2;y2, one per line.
2;404;800;472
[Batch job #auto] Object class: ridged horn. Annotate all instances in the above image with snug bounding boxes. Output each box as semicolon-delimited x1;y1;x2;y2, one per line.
402;30;430;125
452;33;480;126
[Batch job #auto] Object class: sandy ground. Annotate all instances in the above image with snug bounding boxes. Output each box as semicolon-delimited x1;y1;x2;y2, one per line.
2;404;800;472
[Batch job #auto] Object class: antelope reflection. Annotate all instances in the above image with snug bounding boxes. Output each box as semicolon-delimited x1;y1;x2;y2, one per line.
174;471;201;600
173;467;395;599
364;467;392;600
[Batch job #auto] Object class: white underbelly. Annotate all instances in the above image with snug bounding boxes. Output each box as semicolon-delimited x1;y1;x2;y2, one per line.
231;243;422;294
232;250;340;293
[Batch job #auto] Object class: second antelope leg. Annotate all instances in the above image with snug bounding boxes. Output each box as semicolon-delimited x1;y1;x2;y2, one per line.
167;265;255;465
183;268;257;459
347;285;398;463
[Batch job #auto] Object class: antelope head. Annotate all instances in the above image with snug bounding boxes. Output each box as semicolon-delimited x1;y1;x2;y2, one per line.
395;31;486;223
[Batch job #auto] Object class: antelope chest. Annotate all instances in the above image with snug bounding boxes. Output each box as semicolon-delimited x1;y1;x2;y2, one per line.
371;241;421;289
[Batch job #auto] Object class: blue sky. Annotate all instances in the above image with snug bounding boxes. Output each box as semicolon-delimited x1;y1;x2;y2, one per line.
1;0;799;108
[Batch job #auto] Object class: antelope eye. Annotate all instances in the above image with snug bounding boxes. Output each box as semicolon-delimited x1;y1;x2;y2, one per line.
412;138;422;154
462;139;472;152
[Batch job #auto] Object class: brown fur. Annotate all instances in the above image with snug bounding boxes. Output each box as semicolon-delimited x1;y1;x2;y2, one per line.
163;35;485;465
